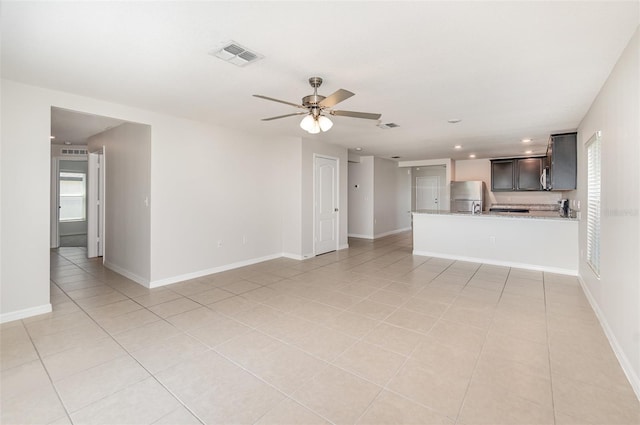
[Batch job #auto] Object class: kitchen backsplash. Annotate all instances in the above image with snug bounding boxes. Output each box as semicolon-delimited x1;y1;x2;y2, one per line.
490;191;562;206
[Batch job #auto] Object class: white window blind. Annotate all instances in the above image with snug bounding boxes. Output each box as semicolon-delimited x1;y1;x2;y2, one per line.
586;132;601;277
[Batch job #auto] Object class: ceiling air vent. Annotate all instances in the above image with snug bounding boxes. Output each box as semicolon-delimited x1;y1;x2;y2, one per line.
211;41;263;67
61;148;87;155
377;122;399;129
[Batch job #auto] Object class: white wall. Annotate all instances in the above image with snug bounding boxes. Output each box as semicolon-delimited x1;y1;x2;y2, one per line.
454;158;562;206
0;79;303;320
280;138;303;259
88;123;151;284
147;117;294;285
301;138;349;256
348;156;374;238
574;26;639;396
1;81;52;321
374;157;411;237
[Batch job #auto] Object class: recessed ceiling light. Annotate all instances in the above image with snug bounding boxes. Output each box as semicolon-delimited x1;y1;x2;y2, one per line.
469;154;476;158
522;138;532;143
64;141;72;145
454;145;462;149
448;118;462;124
525;150;533;154
355;147;363;151
50;136;55;139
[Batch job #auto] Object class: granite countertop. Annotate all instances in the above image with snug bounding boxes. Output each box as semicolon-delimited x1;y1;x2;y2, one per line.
413;209;578;221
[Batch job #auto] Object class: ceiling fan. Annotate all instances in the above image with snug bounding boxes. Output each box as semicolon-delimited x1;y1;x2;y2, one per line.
253;77;382;134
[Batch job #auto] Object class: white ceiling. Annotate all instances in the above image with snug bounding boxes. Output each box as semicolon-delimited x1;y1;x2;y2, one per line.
3;1;638;160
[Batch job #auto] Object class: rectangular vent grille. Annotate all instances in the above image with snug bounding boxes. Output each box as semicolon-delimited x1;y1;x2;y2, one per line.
377;122;400;129
224;44;244;56
211;41;263;67
61;148;87;155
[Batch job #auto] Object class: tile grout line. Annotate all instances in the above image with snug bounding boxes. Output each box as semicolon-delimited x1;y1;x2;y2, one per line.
42;236;572;425
543;271;559;425
20;315;74;425
47;250;208;424
449;263;509;425
353;258;484;424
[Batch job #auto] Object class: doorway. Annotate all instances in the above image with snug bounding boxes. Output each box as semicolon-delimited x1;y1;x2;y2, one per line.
58;159;89;247
411;165;447;211
416;175;440;210
314;155;339;255
50;106;126;255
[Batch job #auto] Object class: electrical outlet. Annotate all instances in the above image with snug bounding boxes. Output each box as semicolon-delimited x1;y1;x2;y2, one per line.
217;240;223;248
242;235;247;245
489;236;496;244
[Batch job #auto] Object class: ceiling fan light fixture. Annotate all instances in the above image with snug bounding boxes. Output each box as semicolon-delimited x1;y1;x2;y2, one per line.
318;115;333;132
308;120;321;134
300;115;315;132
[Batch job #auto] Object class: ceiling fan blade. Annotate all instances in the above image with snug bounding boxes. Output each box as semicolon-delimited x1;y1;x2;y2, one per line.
330;110;382;120
261;112;308;121
253;94;306;109
318;89;355;107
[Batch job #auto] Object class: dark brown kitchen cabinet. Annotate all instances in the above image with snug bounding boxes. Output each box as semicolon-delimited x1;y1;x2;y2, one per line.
491;157;544;191
516;157;543;190
546;132;577;190
491;159;515;191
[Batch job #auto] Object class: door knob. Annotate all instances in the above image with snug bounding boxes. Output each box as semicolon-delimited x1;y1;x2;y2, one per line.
334;208;339;212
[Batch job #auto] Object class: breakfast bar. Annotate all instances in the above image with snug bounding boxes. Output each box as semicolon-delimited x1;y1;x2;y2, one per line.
412;210;579;275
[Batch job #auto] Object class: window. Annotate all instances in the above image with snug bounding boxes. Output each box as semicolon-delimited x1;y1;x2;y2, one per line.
59;172;86;221
586;132;601;277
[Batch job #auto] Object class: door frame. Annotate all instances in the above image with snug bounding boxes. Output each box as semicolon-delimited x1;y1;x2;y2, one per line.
51;156;90;249
313;154;339;256
50;158;60;248
87;147;105;259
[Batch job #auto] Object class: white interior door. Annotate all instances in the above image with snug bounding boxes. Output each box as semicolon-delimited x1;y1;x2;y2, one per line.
87;150;105;258
314;156;338;255
416;176;440;210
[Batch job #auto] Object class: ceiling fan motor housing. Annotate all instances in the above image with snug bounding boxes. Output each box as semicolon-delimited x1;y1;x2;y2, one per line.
303;76;326;109
302;94;326;108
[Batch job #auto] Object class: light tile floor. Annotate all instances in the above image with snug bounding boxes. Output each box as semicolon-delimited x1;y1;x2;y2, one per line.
2;232;639;424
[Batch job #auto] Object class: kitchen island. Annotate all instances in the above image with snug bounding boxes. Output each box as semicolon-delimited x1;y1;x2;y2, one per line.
412;210;578;275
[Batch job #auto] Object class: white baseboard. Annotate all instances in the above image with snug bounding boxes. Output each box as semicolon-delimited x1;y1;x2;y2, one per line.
577;274;640;401
412;250;578;276
374;227;412;239
282;252;304;261
338;243;349;251
104;261;150;288
149;253;283;288
1;303;52;324
348;233;374;239
349;228;411;240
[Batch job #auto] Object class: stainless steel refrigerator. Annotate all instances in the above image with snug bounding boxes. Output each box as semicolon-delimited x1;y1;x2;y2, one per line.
450;181;485;213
